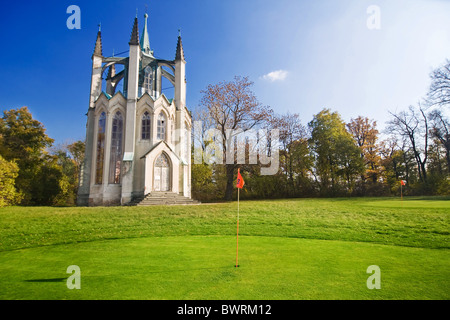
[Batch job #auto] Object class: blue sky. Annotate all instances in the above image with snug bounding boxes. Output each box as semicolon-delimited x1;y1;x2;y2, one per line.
1;0;450;145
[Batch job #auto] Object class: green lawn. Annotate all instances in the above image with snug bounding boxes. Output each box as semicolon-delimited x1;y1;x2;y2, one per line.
0;197;449;299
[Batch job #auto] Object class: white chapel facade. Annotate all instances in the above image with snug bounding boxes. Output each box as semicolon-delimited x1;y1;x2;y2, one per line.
77;14;192;206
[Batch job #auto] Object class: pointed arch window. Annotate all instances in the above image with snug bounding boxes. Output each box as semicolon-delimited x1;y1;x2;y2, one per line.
143;66;153;96
157;112;166;141
109;111;123;184
95;112;106;184
142;111;151;140
155;152;170;167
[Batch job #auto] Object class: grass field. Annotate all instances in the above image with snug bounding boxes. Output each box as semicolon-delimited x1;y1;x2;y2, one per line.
0;197;448;300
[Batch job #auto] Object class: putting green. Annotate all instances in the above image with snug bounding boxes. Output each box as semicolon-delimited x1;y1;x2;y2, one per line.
362;199;450;209
0;235;448;300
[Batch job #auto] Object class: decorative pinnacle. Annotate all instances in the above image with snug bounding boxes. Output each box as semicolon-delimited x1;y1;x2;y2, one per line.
129;17;140;46
175;30;185;61
93;29;102;57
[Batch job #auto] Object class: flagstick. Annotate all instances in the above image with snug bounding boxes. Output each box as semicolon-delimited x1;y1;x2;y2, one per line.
401;183;403;201
236;187;240;268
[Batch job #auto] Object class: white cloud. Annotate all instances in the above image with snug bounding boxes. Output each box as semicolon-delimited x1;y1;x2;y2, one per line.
260;69;289;82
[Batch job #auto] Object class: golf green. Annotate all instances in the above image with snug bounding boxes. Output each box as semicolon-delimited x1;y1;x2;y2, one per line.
1;235;448;300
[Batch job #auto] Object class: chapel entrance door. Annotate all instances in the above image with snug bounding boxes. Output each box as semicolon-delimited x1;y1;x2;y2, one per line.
154;153;170;192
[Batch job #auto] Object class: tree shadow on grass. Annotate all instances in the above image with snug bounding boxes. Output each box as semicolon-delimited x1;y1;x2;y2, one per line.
24;278;66;283
22;266;235;282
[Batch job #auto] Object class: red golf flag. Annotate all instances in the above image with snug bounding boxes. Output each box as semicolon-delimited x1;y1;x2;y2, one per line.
400;180;406;186
236;169;245;189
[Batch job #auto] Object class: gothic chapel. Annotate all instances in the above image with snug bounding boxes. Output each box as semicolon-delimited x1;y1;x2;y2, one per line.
77;14;193;206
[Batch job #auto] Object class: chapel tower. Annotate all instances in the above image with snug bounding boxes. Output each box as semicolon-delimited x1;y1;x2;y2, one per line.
77;13;192;206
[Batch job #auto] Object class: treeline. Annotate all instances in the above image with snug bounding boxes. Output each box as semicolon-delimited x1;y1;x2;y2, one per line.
0;107;84;206
192;64;450;201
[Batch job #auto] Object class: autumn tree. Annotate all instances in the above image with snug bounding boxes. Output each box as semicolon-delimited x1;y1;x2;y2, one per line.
379;135;416;195
49;140;85;206
380;138;401;190
67;140;85;174
0;107;54;204
0;155;22;206
31;155;67;206
271;112;311;197
199;76;272;201
347;116;382;195
308;109;363;196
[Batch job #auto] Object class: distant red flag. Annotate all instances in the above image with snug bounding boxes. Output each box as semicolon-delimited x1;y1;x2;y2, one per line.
400;180;406;186
236;169;245;189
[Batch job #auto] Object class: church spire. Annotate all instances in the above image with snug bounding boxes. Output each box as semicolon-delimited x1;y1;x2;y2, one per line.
93;29;103;58
140;13;152;55
129;17;140;46
175;32;185;62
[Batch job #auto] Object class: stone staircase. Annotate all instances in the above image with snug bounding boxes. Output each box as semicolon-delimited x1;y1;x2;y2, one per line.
129;192;200;206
